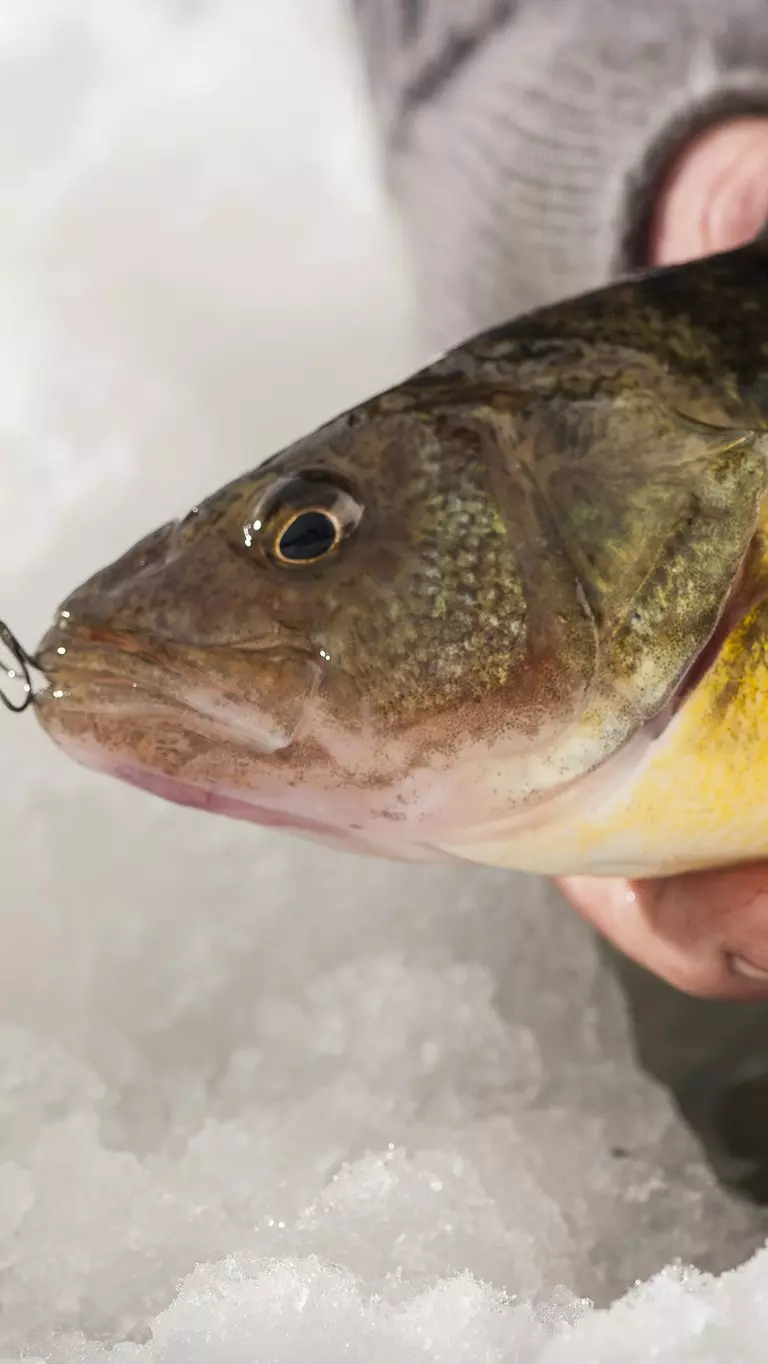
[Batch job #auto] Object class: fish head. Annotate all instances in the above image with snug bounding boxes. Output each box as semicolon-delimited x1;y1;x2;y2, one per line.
31;281;768;868
33;365;609;858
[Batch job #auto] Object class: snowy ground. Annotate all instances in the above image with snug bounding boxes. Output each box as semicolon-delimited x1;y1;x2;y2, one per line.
2;2;768;1360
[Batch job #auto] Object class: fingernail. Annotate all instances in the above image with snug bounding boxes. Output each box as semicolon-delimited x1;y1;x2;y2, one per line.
726;951;768;983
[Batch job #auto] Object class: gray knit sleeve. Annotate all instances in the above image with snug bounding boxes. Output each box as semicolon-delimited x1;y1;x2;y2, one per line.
350;0;768;346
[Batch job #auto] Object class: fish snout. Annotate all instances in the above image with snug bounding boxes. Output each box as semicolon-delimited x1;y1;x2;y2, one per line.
45;521;180;639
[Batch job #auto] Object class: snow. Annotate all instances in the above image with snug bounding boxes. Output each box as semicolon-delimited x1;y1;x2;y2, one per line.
1;1;768;1360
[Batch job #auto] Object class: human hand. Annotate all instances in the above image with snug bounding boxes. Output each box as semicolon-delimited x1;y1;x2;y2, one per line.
649;116;768;266
559;116;768;997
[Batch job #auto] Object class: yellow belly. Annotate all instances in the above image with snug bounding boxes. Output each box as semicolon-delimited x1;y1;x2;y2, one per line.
455;590;768;879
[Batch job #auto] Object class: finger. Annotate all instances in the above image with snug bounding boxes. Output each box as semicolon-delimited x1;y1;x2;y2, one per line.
649;115;768;266
558;865;768;998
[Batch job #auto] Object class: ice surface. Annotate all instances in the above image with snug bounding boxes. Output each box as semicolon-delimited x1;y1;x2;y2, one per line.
2;1;768;1360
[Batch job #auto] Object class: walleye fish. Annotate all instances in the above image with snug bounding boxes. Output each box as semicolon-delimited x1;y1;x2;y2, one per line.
10;239;768;878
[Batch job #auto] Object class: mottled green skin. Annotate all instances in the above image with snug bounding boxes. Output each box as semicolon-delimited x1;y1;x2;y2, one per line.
36;239;768;812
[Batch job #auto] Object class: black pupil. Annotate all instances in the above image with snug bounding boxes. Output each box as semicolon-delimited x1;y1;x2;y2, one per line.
278;510;337;562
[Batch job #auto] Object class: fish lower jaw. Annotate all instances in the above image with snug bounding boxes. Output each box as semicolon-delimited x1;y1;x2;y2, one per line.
32;716;445;863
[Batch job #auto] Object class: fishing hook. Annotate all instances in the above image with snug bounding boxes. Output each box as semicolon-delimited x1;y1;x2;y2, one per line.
0;618;36;713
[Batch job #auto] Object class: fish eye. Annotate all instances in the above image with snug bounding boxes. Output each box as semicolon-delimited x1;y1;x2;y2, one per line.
275;508;341;563
245;472;363;569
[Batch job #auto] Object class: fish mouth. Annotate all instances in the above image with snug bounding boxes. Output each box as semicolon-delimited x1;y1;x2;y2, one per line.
35;626;189;719
33;620;323;756
31;622;378;849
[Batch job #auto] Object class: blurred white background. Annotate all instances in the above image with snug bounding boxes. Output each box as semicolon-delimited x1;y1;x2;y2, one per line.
1;2;768;1359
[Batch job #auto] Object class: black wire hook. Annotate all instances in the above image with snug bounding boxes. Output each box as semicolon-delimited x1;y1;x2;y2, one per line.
0;618;36;713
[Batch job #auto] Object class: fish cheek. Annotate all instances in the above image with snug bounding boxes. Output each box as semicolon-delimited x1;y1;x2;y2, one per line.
324;413;599;749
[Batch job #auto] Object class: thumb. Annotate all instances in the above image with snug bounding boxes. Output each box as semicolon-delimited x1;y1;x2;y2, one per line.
649;115;768;266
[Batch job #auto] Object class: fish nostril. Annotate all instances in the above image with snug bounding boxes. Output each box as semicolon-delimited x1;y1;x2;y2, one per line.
126;521;180;574
77;522;180;598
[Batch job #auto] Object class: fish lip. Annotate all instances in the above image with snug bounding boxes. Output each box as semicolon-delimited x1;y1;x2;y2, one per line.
34;626;172;701
35;619;303;676
33;620;324;758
